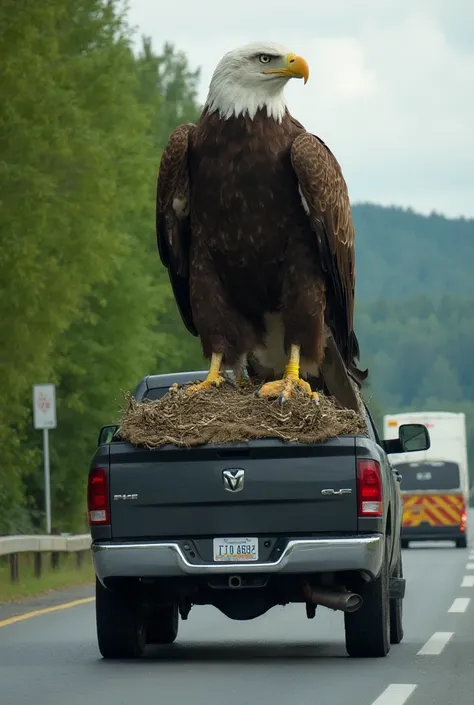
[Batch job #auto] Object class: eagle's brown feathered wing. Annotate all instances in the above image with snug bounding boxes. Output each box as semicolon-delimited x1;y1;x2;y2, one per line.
289;126;365;380
156;122;197;336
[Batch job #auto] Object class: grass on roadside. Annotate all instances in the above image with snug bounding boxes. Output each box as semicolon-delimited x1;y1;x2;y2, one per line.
0;551;95;603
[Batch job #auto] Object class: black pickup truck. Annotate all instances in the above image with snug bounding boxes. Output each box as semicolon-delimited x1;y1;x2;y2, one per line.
88;371;430;660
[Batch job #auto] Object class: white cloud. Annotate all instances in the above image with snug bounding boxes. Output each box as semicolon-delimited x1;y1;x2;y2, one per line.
126;0;474;218
309;38;377;99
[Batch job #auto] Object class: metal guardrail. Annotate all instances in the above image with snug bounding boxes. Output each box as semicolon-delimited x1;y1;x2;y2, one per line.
0;534;91;582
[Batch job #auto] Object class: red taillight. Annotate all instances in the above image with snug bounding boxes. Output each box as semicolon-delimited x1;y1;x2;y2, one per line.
87;467;110;525
357;459;383;517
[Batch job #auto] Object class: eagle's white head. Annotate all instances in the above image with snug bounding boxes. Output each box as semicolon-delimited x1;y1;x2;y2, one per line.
204;41;309;122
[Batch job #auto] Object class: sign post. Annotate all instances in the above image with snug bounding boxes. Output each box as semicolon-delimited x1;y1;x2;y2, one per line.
33;384;57;534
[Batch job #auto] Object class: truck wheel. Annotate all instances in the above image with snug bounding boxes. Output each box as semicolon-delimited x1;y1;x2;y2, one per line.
456;537;468;548
146;603;179;644
401;539;409;549
344;542;390;658
95;578;146;659
389;553;404;644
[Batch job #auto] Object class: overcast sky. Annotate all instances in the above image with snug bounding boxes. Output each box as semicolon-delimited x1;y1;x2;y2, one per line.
126;0;474;219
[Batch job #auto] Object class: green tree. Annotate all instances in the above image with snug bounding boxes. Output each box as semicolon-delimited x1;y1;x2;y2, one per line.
353;204;474;301
0;1;189;532
356;294;474;486
134;36;203;374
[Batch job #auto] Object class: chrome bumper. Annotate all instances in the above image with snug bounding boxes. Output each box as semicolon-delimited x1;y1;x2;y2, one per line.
92;534;384;584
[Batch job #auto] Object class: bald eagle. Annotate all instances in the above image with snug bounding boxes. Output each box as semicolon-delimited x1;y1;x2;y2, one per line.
156;41;367;410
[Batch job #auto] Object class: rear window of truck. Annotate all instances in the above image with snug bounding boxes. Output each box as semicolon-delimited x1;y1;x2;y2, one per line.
144;387;170;401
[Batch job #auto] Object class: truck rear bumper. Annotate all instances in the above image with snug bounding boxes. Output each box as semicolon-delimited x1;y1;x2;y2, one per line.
92;534;384;584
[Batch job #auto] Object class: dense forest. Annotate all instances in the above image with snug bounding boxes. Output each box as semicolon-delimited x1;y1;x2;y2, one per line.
353;205;474;301
0;0;473;533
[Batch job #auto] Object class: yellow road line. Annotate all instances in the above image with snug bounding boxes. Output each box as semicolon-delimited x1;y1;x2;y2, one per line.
0;597;94;628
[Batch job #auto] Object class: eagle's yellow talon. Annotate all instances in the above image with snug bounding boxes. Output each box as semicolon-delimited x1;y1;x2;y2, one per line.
185;375;225;394
256;376;299;404
256;344;320;405
182;351;225;395
295;378;320;403
235;376;251;389
256;379;289;399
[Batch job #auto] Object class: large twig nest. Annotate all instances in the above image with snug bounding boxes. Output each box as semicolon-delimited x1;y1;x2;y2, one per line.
118;379;367;449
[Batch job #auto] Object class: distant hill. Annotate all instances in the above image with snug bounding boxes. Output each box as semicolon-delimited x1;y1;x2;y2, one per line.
353;204;474;301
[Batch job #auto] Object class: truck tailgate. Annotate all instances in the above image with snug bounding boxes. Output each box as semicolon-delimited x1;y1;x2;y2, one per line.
108;438;358;539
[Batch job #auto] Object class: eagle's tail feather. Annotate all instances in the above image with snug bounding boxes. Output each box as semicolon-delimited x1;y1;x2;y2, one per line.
320;335;362;412
346;330;369;385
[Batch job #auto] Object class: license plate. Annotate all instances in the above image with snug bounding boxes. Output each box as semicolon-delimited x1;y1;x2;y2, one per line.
213;537;259;562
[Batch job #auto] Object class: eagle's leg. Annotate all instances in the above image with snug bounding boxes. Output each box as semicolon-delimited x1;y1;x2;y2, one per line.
183;352;226;394
256;345;320;405
231;355;252;389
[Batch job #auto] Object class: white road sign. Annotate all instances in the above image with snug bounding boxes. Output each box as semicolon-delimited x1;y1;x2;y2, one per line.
33;384;57;430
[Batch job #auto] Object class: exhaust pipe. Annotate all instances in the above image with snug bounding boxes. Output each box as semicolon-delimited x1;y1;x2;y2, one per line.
302;581;362;613
228;575;242;589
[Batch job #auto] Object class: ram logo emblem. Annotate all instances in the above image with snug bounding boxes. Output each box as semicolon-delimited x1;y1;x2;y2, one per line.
222;469;245;493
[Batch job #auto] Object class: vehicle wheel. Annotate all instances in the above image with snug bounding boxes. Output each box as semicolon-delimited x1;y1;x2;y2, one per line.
456;536;468;548
401;539;409;549
345;541;390;658
389;552;404;644
146;603;179;644
95;578;146;659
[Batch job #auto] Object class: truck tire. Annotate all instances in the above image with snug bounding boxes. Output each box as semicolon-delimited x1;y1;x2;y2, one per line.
389;552;404;644
344;541;390;658
456;536;468;548
95;578;146;659
146;603;179;644
401;539;409;549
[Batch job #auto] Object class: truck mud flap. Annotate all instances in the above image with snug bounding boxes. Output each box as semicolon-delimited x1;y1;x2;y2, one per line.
389;577;406;600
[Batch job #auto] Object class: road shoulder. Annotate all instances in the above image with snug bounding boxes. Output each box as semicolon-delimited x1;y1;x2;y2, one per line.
0;583;94;622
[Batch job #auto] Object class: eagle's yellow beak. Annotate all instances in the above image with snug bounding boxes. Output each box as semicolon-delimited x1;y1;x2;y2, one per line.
263;53;309;84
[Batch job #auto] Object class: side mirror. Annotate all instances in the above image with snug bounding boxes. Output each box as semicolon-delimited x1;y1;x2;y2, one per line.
382;423;430;455
399;423;430;452
98;424;119;446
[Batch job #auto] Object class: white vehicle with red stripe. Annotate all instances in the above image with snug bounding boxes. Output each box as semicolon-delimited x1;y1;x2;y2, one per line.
383;411;469;548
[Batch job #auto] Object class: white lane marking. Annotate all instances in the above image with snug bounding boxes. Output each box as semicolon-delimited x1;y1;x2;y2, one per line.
466;563;474;570
417;631;454;655
448;597;470;613
461;575;474;587
371;684;417;705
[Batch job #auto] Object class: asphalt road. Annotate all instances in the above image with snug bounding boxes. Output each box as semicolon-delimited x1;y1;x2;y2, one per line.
2;539;474;705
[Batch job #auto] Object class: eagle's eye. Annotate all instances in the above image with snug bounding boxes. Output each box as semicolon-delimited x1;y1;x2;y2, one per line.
258;54;271;64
